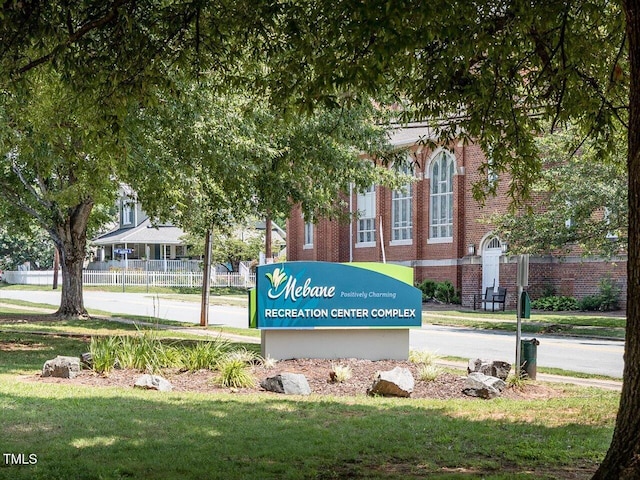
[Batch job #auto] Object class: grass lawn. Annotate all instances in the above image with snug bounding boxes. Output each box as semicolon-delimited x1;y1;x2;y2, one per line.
425;309;626;339
0;320;620;479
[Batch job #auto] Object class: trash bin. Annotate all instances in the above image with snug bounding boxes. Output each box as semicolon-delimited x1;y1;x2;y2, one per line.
520;338;540;379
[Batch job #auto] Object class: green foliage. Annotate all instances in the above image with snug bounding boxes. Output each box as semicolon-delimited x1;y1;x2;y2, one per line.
417;279;460;304
89;333;231;374
577;277;622;312
531;296;579;312
434;281;459;304
417;364;441;382
416;280;437;301
409;350;440;366
492;126;627;257
0;226;54;270
214;357;256;388
177;340;231;372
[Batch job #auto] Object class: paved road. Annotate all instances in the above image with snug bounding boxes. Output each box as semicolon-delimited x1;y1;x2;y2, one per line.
0;289;624;378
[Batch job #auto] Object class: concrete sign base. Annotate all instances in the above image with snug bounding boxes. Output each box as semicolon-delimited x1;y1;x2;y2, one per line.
261;328;410;361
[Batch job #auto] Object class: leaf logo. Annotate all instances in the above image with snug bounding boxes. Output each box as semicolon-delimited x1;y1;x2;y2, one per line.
266;267;287;290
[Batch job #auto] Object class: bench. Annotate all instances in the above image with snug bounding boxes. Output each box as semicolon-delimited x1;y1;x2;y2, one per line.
473;286;507;311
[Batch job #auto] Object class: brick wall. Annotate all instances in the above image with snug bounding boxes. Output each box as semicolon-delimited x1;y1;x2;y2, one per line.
286;140;628;310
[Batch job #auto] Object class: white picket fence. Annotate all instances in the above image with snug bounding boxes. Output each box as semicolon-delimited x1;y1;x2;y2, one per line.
2;270;255;288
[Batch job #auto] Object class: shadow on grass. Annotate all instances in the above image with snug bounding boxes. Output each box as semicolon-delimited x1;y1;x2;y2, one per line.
0;333;617;479
0;380;614;480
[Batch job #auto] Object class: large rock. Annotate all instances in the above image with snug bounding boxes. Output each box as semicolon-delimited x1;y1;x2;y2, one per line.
260;373;311;395
42;356;81;379
133;374;172;392
463;372;506;399
367;366;414;397
467;358;512;381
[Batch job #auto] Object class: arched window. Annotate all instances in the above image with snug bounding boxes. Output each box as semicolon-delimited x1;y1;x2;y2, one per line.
429;151;455;239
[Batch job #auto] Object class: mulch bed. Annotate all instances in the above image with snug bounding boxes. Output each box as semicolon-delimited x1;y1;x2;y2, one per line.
30;358;561;400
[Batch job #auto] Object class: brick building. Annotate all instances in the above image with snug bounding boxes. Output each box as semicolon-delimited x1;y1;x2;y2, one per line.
286;126;627;310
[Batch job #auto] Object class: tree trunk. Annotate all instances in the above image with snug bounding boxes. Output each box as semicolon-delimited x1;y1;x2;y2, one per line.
52;200;93;318
593;1;640;477
265;214;272;262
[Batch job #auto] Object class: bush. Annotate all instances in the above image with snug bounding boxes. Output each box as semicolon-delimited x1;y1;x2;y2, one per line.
531;295;578;311
417;279;460;304
577;277;621;312
416;279;437;301
214;357;256;388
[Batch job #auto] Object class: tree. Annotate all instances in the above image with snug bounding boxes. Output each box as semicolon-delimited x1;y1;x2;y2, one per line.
0;1;404;318
0;1;255;316
492;127;628;258
244;2;636;477
0;71;123;316
122;85;406;248
0;225;54;271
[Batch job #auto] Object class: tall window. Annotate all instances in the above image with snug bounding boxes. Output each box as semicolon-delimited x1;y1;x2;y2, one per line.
392;164;413;242
122;200;134;226
429;151;455;239
303;220;314;248
357;185;376;244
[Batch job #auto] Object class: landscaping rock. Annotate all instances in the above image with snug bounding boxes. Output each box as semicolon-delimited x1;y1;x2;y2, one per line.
42;355;81;379
467;358;512;381
462;372;506;399
367;366;414;397
133;374;172;392
260;372;311;395
80;352;93;369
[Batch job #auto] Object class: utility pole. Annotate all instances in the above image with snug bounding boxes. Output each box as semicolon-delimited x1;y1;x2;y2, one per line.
265;213;272;263
200;227;213;327
515;254;529;377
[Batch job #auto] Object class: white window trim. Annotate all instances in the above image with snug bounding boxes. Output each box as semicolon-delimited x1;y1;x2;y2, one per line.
427;237;453;245
390;239;413;246
355;241;376;248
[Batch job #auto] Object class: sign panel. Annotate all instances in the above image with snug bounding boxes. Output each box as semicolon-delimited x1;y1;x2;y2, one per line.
251;261;422;329
114;248;133;255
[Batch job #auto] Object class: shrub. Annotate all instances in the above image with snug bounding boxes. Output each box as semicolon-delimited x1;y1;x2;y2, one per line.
409;349;440;366
417;364;441;382
90;336;120;373
214;357;256;388
577;295;602;311
178;339;231;371
531;295;578;311
417;279;461;304
577;277;621;312
329;364;352;383
434;281;456;303
417;279;437;301
596;276;621;311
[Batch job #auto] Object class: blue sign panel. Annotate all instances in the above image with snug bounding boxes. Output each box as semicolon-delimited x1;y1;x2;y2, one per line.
253;262;422;329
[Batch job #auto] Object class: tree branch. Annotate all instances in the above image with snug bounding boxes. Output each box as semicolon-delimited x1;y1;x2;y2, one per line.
16;0;133;75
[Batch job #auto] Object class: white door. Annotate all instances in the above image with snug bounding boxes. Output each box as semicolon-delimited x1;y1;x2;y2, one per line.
482;242;502;310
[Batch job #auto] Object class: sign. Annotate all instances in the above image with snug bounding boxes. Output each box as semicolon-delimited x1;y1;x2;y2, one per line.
114;248;133;255
250;261;422;329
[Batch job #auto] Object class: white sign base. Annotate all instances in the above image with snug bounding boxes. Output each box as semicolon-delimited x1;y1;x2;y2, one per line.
261;328;410;360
